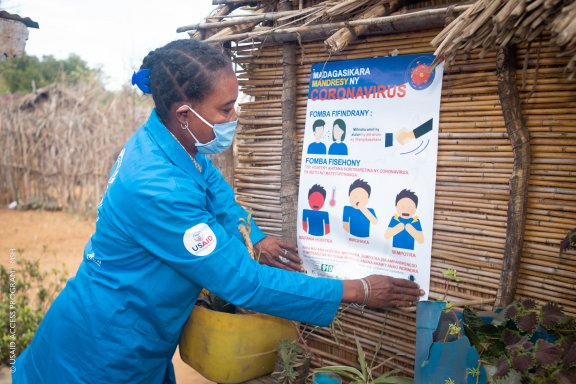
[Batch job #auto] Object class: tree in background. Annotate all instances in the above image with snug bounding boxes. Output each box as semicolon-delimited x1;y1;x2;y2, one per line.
0;54;102;93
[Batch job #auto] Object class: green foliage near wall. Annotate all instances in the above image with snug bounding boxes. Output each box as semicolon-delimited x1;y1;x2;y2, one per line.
0;257;67;365
0;54;101;93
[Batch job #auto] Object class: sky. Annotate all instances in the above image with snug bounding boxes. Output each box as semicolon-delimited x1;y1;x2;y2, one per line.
2;0;218;90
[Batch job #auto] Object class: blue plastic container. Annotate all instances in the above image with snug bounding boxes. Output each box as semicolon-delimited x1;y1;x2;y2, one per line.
312;372;342;384
415;301;487;384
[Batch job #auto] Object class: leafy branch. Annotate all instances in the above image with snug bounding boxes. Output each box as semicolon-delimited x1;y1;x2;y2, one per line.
314;337;412;384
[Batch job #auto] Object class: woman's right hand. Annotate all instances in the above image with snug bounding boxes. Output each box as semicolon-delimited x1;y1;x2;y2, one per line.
342;275;424;309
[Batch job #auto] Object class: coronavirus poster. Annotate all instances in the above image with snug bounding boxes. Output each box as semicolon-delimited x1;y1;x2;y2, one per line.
297;54;444;299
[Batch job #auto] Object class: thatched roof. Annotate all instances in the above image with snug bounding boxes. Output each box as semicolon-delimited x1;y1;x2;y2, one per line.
0;10;39;29
432;0;576;78
0;10;39;61
179;0;576;77
178;0;470;51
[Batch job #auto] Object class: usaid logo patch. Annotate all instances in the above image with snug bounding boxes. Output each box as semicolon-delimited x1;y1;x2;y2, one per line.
183;223;217;256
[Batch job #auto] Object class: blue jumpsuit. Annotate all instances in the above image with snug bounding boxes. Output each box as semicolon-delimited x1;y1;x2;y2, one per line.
13;110;343;383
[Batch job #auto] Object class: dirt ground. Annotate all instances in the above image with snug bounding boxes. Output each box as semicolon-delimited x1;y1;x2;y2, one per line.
0;208;214;384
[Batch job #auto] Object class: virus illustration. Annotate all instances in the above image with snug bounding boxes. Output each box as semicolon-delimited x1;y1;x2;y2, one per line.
411;62;432;86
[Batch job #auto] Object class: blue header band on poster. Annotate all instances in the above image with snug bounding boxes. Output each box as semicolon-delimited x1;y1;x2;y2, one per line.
307;54;438;99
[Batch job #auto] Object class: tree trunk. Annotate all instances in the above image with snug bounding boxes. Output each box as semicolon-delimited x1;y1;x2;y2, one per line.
495;46;531;307
279;0;298;242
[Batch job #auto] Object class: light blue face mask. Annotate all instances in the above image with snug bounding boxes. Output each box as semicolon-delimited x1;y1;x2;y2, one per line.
182;105;237;155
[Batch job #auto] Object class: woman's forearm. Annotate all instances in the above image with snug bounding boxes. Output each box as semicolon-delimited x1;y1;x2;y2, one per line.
341;279;364;304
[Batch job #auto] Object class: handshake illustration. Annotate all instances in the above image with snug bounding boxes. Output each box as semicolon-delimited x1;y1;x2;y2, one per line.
388;118;433;147
396;128;417;145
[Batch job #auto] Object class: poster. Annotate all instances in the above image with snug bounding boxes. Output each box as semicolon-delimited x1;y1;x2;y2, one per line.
297;54;444;298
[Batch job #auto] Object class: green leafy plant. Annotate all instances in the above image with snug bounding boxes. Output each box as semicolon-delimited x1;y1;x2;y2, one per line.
17;196;62;211
445;323;462;342
432;269;462;343
442;268;460;296
0;258;67;365
463;299;576;384
272;340;312;384
314;337;413;384
298;303;353;349
466;367;480;377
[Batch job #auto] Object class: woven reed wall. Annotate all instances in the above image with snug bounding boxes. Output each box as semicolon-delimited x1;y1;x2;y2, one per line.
516;41;576;312
233;28;576;374
0;82;151;212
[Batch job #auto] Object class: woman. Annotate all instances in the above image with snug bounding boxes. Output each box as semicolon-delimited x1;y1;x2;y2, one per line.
328;118;348;155
13;39;422;383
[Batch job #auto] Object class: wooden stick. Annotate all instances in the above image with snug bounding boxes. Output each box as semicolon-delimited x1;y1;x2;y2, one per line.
324;1;397;54
189;4;233;41
204;5;471;44
177;7;319;33
212;0;262;4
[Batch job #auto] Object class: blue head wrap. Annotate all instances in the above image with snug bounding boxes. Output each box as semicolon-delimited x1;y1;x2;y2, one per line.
131;68;151;94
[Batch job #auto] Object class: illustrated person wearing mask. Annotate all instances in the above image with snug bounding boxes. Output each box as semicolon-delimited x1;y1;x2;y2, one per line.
328;118;348;155
13;39;423;384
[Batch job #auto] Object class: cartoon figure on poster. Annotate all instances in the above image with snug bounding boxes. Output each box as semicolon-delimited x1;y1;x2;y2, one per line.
328;119;348;155
342;179;377;238
307;119;327;155
302;184;330;236
384;189;424;250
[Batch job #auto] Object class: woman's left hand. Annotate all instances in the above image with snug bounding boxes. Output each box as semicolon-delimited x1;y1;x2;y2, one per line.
254;237;305;272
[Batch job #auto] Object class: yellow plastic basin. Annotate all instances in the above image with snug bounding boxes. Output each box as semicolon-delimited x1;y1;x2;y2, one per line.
179;305;298;383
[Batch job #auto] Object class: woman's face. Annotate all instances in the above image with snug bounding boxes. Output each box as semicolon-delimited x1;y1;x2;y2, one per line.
314;125;325;141
333;123;344;142
184;69;239;144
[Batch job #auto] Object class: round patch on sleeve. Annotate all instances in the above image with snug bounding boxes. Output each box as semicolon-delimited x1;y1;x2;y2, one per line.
183;223;217;256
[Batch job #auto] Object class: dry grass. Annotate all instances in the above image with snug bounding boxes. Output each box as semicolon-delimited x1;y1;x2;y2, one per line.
0;80;152;213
